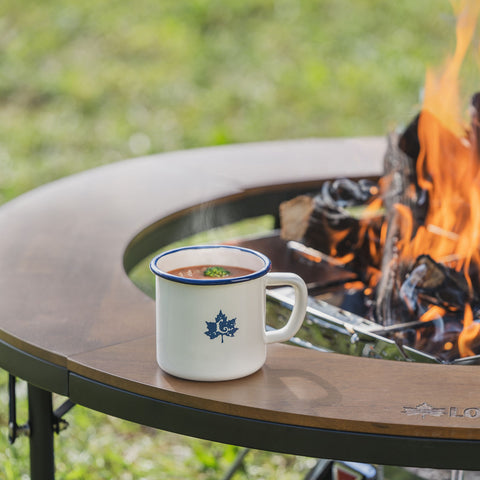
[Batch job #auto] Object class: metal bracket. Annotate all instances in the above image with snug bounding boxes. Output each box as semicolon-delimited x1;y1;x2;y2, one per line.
8;375;75;443
8;374;30;444
52;398;76;434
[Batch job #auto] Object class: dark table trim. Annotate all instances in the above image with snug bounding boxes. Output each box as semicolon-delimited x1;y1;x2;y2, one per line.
69;372;480;470
0;338;68;396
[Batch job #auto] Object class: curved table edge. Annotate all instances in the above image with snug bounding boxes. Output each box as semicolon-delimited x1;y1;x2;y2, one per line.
69;371;480;470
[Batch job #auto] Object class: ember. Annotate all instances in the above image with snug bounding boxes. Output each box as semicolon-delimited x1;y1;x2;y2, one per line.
280;0;480;362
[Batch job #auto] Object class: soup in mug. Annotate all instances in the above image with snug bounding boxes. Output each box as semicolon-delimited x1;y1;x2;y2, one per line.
168;265;255;279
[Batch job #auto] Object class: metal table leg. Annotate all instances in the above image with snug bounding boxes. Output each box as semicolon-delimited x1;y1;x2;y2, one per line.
28;383;55;480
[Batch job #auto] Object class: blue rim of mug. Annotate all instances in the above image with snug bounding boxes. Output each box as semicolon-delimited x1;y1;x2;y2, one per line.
149;245;272;285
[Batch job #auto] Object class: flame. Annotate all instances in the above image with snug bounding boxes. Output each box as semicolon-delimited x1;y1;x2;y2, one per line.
445;341;454;351
387;0;480;357
423;0;480;136
402;0;480;271
415;306;447;345
363;196;386;267
419;306;447;323
328;227;354;263
458;303;480;357
400;110;480;273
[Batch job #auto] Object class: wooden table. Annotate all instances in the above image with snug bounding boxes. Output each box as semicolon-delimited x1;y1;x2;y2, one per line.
1;138;480;478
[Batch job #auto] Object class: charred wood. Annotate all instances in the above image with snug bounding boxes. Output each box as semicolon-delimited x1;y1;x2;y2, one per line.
279;178;382;282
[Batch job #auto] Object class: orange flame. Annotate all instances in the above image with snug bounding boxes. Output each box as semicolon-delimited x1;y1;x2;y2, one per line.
419;306;447;323
392;0;480;357
423;0;480;136
458;303;480;357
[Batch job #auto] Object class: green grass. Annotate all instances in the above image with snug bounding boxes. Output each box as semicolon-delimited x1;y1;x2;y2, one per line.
2;0;476;205
1;0;479;477
0;375;317;479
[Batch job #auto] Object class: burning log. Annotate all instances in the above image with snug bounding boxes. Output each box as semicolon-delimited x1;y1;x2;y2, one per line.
383;115;429;226
377;253;480;358
279;178;383;283
470;92;480;157
278;195;315;243
403;255;478;313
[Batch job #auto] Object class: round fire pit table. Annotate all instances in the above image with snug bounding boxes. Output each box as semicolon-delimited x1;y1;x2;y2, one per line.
1;138;479;478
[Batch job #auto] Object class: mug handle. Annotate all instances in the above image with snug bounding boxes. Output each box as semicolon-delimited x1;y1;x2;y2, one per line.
264;272;308;344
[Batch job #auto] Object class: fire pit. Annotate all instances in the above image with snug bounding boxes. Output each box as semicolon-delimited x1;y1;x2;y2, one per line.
232;233;436;363
229;232;480;366
238;2;480;367
259;114;480;365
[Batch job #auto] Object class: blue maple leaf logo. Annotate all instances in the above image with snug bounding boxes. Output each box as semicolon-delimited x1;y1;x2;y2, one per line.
205;310;238;343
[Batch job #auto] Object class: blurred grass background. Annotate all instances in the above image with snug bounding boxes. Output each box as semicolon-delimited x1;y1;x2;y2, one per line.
0;0;478;478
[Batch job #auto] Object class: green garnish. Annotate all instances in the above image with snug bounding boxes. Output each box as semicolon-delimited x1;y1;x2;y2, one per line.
203;266;231;278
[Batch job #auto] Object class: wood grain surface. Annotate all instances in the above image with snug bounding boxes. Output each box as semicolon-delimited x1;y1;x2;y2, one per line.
5;137;477;442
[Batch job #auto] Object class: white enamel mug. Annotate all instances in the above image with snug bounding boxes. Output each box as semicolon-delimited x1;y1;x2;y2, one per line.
150;245;308;381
